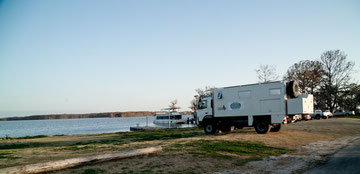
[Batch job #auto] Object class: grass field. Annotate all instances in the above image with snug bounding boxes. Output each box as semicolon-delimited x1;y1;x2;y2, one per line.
2;118;360;173
0;126;291;173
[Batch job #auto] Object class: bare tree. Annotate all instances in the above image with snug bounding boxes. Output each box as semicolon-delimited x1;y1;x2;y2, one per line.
195;86;217;97
319;50;355;111
190;86;216;112
283;60;324;94
189;97;199;112
255;64;279;83
168;99;180;112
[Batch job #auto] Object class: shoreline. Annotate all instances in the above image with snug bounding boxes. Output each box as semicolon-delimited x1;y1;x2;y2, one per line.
0;116;197;138
0;111;193;121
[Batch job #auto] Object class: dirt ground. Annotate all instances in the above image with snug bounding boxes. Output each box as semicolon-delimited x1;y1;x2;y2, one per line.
50;118;360;174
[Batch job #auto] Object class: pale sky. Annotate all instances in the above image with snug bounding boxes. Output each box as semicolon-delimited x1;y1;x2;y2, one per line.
0;0;359;117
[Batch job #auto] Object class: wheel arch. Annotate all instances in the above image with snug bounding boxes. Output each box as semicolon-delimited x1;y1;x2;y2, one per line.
253;115;271;124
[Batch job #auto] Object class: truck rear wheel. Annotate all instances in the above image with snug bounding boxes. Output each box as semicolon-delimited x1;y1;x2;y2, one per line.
254;120;271;134
204;122;217;134
315;115;320;120
270;124;282;132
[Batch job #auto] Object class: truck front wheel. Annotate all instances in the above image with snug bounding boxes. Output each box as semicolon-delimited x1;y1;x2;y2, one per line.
254;120;271;134
204;122;217;134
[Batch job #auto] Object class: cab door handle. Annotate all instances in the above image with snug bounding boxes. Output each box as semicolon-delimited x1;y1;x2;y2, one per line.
205;112;208;114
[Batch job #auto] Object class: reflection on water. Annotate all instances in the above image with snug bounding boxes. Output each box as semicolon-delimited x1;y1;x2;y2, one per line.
0;115;196;138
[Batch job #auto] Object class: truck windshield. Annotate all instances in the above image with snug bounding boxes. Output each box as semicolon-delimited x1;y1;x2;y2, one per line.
198;100;207;109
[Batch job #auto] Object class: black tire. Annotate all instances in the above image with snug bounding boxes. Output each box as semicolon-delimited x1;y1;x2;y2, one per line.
204;122;217;134
315;115;320;120
270;124;282;132
287;81;300;98
254;120;271;134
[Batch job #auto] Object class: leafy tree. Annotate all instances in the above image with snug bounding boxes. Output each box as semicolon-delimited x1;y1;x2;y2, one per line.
337;83;360;111
284;60;323;94
255;64;279;83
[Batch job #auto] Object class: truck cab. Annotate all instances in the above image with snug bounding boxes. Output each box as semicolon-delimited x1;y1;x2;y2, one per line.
197;96;213;124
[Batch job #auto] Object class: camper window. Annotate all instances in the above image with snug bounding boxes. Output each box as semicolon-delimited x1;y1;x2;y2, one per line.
270;88;281;95
238;90;251;98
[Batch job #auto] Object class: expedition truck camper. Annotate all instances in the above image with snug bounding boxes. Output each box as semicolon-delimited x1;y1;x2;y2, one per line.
196;81;313;134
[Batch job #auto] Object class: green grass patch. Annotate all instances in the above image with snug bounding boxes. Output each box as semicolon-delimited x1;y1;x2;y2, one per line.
68;127;203;146
166;140;293;160
169;169;198;174
56;145;99;151
0;152;10;158
118;127;203;142
333;114;360;119
1;135;48;140
54;134;65;136
82;168;105;174
0;142;48;150
74;127;204;146
0;127;203;150
345;115;360;119
0;152;19;159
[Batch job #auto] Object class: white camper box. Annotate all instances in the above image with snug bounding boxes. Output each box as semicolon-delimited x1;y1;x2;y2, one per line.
196;81;313;134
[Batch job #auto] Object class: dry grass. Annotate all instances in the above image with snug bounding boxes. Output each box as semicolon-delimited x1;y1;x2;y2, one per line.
1;118;360;174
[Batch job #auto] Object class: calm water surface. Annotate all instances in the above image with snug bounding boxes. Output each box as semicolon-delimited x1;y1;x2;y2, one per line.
0;116;195;138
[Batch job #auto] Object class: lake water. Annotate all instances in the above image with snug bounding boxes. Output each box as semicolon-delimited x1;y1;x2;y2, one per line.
0;115;196;138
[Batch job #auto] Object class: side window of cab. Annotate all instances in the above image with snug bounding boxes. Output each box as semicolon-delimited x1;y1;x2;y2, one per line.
198;100;208;109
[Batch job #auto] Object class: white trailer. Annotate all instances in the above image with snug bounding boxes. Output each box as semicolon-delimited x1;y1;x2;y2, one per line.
196;81;313;134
